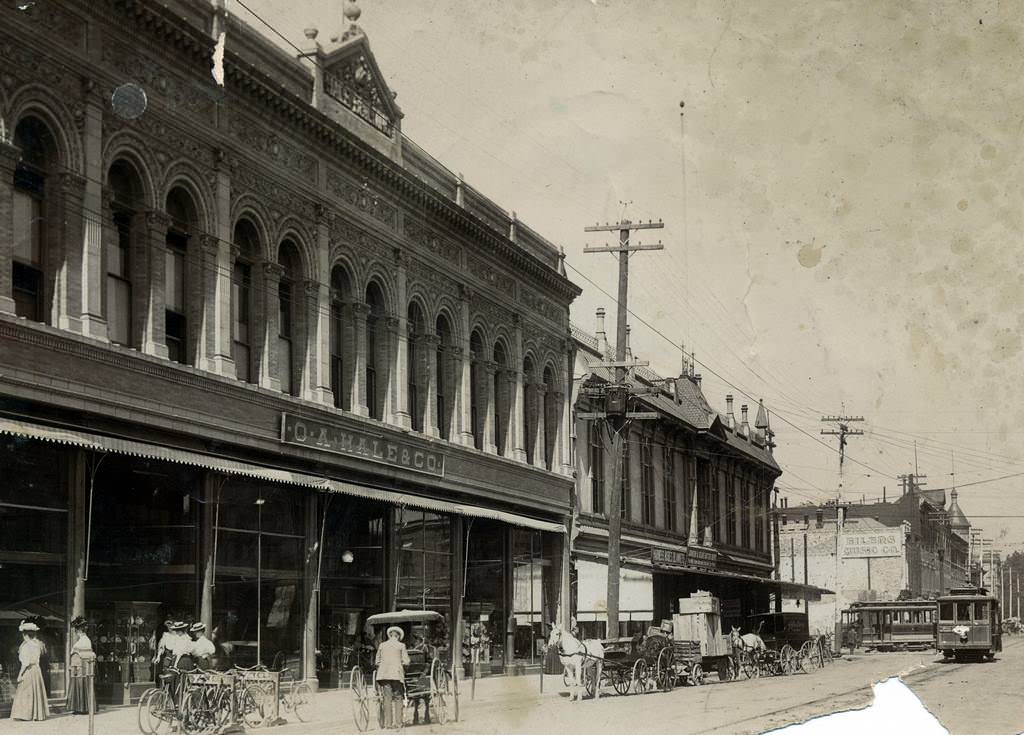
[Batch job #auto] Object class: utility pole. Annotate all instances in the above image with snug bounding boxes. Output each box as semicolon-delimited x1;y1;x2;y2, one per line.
821;414;864;649
583;216;664;638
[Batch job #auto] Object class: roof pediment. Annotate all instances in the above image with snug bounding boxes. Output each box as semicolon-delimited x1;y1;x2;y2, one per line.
321;32;402;135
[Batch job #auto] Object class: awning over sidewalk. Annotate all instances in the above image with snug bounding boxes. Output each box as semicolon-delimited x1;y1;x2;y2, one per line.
0;416;564;534
654;563;832;598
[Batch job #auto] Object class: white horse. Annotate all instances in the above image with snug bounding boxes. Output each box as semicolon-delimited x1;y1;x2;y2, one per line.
730;625;766;653
548;624;604;701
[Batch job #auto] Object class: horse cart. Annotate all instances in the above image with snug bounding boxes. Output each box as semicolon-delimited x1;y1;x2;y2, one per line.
669;592;737;683
349;610;459;731
733;612;829;678
577;633;677;697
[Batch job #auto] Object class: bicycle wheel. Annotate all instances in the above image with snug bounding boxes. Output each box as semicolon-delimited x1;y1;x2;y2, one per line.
631;659;649;693
180;687;214;735
291;682;313;723
239;683;267;728
137;688;158;735
145;688;175;735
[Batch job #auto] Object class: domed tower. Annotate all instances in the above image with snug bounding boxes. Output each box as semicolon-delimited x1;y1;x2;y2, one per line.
946;487;970;539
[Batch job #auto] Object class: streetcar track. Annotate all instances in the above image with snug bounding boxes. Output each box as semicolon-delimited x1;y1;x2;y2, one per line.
689;638;1024;735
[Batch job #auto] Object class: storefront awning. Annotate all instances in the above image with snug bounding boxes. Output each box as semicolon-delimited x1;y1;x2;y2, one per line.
0;417;565;534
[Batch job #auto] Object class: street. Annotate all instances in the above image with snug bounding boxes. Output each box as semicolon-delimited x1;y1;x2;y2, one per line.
5;638;1020;735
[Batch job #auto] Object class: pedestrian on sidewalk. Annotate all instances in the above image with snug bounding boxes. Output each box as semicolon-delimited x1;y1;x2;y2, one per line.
187;623;216;670
375;626;410;730
67;616;96;715
10;621;48;722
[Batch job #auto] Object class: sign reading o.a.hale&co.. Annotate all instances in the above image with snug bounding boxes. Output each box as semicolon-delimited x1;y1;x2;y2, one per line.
280;413;445;477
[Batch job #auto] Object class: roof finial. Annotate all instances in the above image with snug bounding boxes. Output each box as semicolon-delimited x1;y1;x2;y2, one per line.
332;0;363;43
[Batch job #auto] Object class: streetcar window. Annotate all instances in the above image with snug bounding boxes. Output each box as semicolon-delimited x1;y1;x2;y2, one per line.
939;603;953;621
974;602;988;620
956;603;971;621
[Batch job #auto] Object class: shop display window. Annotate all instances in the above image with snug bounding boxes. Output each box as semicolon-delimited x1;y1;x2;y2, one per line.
317;497;386;688
394;509;451;613
0;437;69;712
512;529;553;666
462;520;506;674
213;479;306;672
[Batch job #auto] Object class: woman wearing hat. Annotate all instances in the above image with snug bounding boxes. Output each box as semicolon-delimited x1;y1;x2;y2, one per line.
67;617;96;715
187;623;216;670
375;626;410;730
9;620;48;721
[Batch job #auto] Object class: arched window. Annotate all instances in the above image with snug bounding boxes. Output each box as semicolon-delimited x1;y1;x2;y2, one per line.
493;341;509;456
12;116;57;323
232;219;259;383
330;265;352;410
277;241;301;396
469;330;484;450
542;364;557;470
365;281;387;420
522;356;535;465
435;314;455;441
407;301;426;432
164;187;197;364
107;160;144;346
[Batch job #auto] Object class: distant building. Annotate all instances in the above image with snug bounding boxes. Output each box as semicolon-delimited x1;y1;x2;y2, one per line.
568;310;820;638
777;489;970;634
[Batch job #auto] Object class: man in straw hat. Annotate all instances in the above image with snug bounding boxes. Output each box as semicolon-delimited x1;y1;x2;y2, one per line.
375;626;410;729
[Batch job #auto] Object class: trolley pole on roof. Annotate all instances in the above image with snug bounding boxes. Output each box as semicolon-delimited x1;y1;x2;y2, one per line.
583;214;664;637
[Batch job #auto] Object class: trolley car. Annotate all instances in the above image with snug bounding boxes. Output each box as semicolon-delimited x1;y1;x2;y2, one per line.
840;600;936;652
936;587;1002;662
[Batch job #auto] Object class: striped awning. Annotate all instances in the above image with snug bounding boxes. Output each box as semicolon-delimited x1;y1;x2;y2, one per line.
0;417;564;534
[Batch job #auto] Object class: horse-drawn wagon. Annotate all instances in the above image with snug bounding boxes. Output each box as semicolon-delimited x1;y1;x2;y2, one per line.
731;612;831;678
349;610;459;731
668;592;737;683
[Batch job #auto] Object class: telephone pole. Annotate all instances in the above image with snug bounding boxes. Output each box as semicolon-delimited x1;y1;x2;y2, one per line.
821;414;863;648
584;216;664;637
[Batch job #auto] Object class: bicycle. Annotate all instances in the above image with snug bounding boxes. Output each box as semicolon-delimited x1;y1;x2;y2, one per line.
138;666;187;735
277;669;314;723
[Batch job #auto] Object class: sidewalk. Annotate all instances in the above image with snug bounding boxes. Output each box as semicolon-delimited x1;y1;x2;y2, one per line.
0;673;567;735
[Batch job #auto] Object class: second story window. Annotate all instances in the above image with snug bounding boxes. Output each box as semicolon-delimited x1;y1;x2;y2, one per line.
232;219;260;384
741;481;752;548
277;241;301;397
12;117;56;325
663;445;676;532
640;438;655;526
589;424;604;515
726;475;737;545
407;302;425;432
621;435;632;521
469;330;484;450
106;160;145;347
436;314;455;441
164;187;197;365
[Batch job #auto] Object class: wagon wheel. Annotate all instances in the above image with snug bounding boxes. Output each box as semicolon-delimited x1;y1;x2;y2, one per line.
655;647;675;692
779;645;796;676
582;662;598;698
611;666;632;696
740;650;759;679
717;656;736;682
819;637;834;665
430;658;451;725
350;666;371;732
631;659;649;693
799;640;821;670
688;662;705;686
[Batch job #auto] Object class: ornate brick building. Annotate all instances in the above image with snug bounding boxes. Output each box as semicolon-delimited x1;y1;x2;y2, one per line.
0;0;579;705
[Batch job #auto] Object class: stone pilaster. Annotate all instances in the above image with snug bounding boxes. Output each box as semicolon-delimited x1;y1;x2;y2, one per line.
482;359;498;455
139;210;169;358
382;315;400;423
79;80;107;340
533;382;548;470
392;250;411;427
512;317;527;462
53;172;86;332
0;141;22;315
457;289;474;447
201;235;236;375
350;301;370;416
303;278;333;405
258;261;283;392
420;333;441;437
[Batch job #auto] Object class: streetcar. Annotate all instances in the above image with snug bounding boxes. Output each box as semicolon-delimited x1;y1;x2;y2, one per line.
936;587;1002;662
840;599;936;652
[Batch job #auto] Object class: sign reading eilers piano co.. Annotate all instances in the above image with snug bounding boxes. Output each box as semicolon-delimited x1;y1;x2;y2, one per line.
651;547;718;572
280;414;445;477
841;531;902;559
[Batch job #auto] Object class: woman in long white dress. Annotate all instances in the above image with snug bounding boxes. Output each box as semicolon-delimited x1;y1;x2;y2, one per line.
10;621;48;721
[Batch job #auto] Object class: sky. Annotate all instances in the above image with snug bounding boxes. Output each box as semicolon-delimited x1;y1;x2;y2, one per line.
235;0;1024;552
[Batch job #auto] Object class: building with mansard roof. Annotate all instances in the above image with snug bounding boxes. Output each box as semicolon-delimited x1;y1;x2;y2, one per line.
0;0;581;705
568;309;820;647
